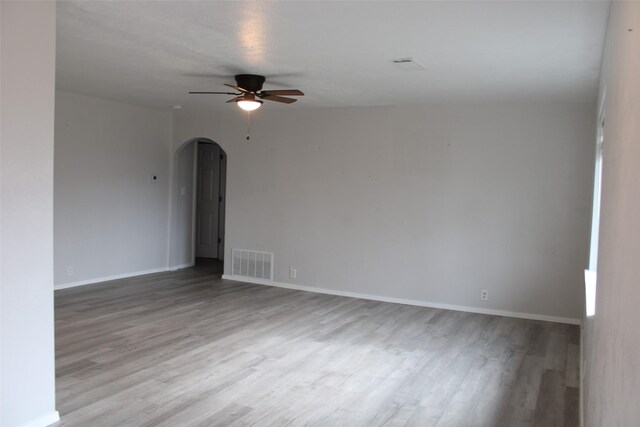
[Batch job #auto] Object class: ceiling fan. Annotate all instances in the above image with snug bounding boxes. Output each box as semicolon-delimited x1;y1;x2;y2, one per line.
189;74;304;111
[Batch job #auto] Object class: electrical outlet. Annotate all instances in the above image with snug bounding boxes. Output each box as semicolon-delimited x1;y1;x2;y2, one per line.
480;290;488;301
289;267;297;279
67;266;74;276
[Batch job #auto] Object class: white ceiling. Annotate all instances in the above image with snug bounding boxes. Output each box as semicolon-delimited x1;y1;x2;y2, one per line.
56;1;610;111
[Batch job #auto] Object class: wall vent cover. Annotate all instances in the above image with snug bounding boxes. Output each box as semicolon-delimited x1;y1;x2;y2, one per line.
231;249;273;281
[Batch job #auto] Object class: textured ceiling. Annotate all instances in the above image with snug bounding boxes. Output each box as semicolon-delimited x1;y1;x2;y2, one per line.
56;1;610;111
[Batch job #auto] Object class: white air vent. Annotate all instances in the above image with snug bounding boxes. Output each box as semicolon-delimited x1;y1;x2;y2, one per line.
232;249;273;281
391;57;426;71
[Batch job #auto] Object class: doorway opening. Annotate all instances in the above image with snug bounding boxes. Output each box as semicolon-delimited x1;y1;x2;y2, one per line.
194;141;226;273
171;138;226;276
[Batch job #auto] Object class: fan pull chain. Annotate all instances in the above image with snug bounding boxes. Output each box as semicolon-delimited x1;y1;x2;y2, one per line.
246;111;251;141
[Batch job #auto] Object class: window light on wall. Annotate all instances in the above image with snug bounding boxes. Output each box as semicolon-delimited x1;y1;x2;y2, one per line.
585;110;605;318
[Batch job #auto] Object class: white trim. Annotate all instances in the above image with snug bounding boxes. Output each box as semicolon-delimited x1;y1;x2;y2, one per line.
15;411;60;427
580;329;585;427
169;262;194;271
166;142;176;271
584;269;597;317
54;267;169;290
221;274;581;325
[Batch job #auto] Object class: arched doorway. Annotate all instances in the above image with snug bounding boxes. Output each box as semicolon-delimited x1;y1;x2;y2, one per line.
171;138;226;273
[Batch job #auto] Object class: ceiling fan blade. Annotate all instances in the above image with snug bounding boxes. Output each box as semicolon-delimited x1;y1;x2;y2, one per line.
224;84;249;93
189;91;240;95
261;89;304;96
263;95;297;104
225;96;244;103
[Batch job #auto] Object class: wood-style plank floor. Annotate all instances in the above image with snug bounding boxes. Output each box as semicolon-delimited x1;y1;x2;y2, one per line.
54;261;579;426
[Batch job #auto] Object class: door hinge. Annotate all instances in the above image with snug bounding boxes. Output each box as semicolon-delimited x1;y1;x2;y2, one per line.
218;237;222;243
220;154;224;160
219;196;223;202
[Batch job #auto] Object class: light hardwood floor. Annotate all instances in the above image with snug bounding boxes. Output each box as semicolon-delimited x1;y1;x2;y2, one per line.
54;262;579;426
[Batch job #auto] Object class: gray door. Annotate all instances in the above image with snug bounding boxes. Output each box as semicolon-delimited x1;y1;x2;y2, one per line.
196;143;221;258
218;151;226;260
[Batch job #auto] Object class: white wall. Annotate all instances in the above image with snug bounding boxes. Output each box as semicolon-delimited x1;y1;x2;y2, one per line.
54;92;173;287
173;101;594;321
583;2;640;425
0;2;59;426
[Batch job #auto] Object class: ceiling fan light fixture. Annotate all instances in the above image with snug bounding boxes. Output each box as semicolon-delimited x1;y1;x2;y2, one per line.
236;93;262;111
236;99;263;111
188;74;303;111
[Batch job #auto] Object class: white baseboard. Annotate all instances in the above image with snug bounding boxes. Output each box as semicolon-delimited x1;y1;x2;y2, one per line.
55;267;170;290
16;411;60;427
169;262;194;271
221;274;581;325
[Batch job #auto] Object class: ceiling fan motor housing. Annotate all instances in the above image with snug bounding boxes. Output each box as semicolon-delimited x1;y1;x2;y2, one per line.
235;74;265;92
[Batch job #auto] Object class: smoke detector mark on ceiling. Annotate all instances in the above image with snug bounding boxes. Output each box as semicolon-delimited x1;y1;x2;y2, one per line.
392;58;426;71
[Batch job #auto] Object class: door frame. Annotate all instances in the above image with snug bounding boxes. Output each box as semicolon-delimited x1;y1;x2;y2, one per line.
189;141;198;265
168;137;227;270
